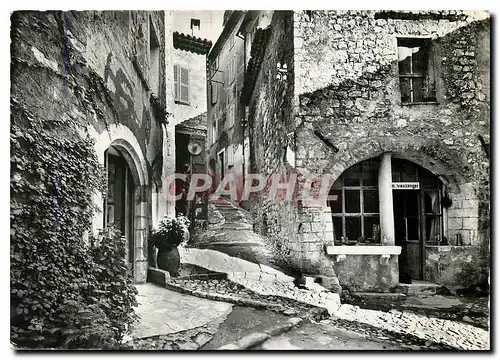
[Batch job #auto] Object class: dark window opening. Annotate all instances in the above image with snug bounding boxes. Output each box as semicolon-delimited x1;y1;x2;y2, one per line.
190;18;201;32
397;38;436;104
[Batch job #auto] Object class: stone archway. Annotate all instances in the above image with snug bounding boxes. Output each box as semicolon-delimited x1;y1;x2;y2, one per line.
319;136;471;195
90;124;150;283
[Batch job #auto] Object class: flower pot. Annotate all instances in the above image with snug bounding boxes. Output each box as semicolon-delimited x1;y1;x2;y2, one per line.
157;246;180;276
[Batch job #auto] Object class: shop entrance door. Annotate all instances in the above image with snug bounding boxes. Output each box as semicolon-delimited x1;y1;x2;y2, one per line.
393;190;422;283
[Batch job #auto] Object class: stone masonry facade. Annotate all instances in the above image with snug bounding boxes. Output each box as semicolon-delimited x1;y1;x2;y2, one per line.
238;10;490;291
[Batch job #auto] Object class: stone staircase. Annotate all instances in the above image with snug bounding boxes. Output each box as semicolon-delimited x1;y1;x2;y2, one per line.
190;198;278;270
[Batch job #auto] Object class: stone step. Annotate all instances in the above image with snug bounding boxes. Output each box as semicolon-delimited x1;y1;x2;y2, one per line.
396;282;441;296
351;292;407;301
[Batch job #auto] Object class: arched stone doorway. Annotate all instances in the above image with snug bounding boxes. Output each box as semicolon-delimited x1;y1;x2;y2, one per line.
103;145;136;276
328;154;447;284
90;124;150;283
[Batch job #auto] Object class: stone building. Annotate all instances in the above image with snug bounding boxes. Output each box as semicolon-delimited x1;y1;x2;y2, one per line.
11;11;175;283
208;10;490;292
166;11;217;221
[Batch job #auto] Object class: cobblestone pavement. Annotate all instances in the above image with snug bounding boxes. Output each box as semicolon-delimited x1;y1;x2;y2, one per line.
348;293;489;330
256;321;418;350
333;304;489;350
168;278;489;350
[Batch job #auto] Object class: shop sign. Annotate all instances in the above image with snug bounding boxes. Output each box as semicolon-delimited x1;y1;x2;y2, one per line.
392;182;420;190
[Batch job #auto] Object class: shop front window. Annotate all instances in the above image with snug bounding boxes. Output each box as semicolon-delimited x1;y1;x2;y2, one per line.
329;157;444;246
329;159;380;244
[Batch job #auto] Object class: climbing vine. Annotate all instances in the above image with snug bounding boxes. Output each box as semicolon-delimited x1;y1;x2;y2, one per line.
10;11;138;348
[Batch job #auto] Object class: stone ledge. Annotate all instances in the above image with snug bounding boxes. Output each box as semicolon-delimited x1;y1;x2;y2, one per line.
147;267;170;286
325;245;402;255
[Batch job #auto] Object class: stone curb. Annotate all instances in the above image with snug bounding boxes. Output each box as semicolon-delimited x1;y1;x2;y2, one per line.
175;272;228;281
216;317;304;350
164;282;286;312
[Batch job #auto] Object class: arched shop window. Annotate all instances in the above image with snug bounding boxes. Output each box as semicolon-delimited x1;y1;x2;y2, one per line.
328;157;444;245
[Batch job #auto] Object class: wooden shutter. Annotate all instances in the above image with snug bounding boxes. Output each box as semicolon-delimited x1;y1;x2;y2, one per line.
180;67;190;104
227;144;234;166
228;105;235;128
211;83;218;105
173;64;179;102
232;57;236;83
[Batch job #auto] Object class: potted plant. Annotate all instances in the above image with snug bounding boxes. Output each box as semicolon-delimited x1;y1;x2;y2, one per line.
149;215;190;276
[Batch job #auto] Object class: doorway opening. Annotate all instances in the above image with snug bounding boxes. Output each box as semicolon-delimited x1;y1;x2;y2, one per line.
393;190;421;283
218;149;225;182
103;146;135;277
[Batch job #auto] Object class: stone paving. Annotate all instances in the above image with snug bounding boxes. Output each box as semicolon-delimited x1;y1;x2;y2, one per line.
333;303;489;350
257;321;414;350
130;284;233;339
347;291;490;330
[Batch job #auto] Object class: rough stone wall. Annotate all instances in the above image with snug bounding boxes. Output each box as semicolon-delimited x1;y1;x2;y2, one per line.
334;256;399;292
11;10;170;282
291;11;490;278
245;11;313;274
424;245;479;288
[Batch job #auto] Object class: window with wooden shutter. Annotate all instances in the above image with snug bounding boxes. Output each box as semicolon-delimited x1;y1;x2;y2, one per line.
211;83;218;105
180;67;190;104
227;144;234;166
228;104;235;128
173;64;179;102
174;65;190;105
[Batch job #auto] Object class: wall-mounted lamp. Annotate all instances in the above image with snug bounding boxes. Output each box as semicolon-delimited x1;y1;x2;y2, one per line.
276;62;288;82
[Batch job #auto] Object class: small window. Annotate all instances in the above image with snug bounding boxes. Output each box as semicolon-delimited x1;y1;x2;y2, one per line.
397;38;436;104
190;18;200;32
211;118;217;144
225;57;236;86
174;65;190;105
227;104;235;128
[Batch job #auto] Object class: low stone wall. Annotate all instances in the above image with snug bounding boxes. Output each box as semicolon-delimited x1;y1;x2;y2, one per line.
332;255;399;292
424;245;479;288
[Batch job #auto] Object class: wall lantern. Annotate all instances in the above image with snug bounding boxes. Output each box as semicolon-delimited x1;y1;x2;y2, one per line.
276;62;288;82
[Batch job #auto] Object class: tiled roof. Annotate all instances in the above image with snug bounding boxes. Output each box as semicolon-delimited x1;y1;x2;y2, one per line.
374;10;469;21
173;32;212;55
176;112;207;133
208;11;245;61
